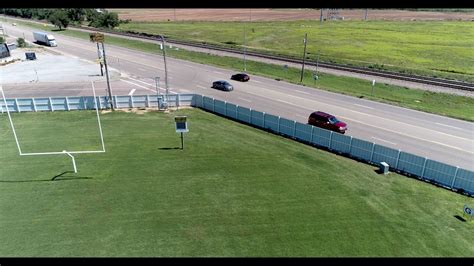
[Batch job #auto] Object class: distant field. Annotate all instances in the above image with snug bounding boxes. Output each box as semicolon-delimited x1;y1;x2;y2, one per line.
110;9;474;22
116;20;474;82
1;110;473;257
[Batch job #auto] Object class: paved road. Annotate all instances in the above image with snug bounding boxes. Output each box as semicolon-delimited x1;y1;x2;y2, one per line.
3;23;474;170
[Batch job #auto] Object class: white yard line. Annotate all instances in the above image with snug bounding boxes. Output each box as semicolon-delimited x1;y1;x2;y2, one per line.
353;103;374;109
371;137;397;146
128;89;136;96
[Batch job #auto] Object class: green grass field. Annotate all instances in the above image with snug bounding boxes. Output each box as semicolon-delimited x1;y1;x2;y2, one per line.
115;20;474;82
8;19;474;122
1;110;473;257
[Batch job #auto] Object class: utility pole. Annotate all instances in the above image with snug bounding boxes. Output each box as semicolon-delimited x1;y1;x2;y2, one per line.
101;42;114;110
96;42;104;76
300;33;308;83
365;9;368;21
243;20;247;72
155;76;160;110
160;35;169;100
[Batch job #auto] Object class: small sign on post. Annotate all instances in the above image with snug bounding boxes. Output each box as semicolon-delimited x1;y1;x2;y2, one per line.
175;116;189;150
89;32;105;43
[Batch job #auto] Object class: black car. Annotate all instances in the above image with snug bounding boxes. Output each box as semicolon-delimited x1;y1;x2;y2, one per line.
212;80;234;91
231;73;250;82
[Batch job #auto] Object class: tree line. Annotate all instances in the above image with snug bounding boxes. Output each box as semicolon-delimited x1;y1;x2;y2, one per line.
0;9;125;30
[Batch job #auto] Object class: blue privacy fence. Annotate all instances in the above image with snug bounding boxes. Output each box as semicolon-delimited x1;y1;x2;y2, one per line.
192;95;474;196
0;94;194;113
1;93;473;196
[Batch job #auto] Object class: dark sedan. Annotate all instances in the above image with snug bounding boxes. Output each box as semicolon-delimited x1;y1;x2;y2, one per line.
212;80;234;91
231;73;250;82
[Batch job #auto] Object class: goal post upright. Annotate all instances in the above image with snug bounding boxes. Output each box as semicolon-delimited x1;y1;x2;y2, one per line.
0;82;106;173
1;85;23;155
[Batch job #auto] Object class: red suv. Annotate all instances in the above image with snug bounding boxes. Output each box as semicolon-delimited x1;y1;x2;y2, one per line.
308;111;347;134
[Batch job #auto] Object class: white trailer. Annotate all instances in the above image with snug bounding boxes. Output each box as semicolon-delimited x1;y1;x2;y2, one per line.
33;31;57;47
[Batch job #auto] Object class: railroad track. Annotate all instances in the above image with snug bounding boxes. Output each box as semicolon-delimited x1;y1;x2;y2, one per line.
5;16;474;91
73;26;474;91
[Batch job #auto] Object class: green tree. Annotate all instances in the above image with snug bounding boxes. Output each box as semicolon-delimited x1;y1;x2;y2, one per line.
66;8;85;22
17;37;26;47
48;10;70;30
0;36;5;44
89;11;120;28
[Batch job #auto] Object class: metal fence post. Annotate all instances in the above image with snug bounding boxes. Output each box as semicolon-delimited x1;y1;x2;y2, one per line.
421;157;428;178
329;131;333;150
395;150;401;169
176;94;180;109
145;95;150;107
310;126;314;143
113;96;118;109
278;116;281;133
451;167;459;189
293;121;296;138
263;112;266;128
97;96;102;110
14;98;20;113
32;98;37;112
130;95;134;108
82;97;87;110
348;136;353;155
65;97;70;111
212;98;215;113
224;101;227;116
370;143;376;162
49;97;54;112
236;104;239;119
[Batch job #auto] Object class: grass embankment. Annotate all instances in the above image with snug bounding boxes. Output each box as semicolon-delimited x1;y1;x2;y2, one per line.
7;19;474;122
116;20;474;82
1;110;473;257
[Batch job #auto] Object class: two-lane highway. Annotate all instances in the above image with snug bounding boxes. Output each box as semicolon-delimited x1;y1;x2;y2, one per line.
2;23;473;170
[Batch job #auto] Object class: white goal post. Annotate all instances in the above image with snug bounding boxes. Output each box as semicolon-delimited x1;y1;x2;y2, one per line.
1;81;106;173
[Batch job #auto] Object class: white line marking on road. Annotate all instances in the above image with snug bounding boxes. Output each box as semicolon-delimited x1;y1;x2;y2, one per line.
253;80;262;84
128;89;136;96
294;90;310;95
371;137;397;146
197;85;207;89
179;89;191;93
354;104;374;109
435;123;462;130
120;79;156;93
212;71;224;75
276;99;293;105
238;97;252;103
126;77;154;86
296;114;307;118
137;67;148;72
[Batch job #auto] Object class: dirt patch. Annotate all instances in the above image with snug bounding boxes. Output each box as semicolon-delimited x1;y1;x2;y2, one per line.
110;9;474;22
